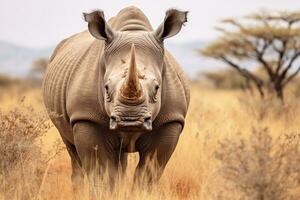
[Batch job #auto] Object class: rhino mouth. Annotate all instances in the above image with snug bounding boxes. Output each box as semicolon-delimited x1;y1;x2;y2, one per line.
109;115;152;131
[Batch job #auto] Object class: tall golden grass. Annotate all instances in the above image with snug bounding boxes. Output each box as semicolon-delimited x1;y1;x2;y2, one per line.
1;84;300;200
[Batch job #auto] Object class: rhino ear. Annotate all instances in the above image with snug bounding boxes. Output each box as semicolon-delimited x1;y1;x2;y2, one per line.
83;10;115;42
155;9;188;41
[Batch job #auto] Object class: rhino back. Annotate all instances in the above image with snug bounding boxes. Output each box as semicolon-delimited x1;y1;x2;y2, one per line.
109;6;153;31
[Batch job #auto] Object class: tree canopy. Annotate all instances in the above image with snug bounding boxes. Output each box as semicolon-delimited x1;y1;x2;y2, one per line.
200;10;300;100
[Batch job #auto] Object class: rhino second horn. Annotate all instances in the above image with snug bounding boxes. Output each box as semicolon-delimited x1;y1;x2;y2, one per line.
120;44;143;100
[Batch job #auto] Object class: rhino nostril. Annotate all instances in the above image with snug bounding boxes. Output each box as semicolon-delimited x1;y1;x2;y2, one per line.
110;115;117;121
143;116;152;131
110;115;118;130
144;116;151;122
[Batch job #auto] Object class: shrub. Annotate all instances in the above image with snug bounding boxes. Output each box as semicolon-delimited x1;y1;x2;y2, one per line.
210;127;300;200
0;101;51;199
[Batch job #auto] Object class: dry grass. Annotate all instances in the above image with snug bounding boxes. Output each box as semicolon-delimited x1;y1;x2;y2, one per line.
211;127;300;200
1;83;300;199
0;100;53;200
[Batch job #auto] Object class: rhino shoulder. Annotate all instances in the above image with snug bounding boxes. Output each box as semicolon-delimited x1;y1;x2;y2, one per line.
49;38;68;63
153;51;190;130
164;50;190;107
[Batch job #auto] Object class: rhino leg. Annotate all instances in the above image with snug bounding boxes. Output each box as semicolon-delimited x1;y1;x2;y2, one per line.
119;152;128;175
134;122;181;188
72;121;120;196
62;137;84;196
49;114;84;196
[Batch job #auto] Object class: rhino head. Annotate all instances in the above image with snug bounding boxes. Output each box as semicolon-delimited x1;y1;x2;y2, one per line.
84;9;187;132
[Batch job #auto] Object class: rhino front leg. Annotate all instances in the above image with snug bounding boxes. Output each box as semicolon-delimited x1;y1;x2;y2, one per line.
135;122;182;188
73;121;119;197
62;137;84;196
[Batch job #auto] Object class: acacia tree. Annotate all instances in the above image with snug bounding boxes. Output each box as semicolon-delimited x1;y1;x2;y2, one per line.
200;11;300;100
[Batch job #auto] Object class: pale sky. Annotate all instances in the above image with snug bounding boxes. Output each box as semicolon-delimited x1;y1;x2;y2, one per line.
1;0;300;48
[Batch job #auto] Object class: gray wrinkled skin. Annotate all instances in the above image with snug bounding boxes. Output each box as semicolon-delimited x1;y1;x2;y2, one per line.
42;6;190;195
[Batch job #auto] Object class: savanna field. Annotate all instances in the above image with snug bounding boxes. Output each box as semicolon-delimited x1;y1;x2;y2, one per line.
2;1;300;199
1;82;300;200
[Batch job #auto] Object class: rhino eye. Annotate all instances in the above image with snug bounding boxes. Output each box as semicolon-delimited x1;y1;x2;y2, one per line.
104;84;112;102
154;82;160;94
150;83;160;103
155;85;160;91
104;84;109;91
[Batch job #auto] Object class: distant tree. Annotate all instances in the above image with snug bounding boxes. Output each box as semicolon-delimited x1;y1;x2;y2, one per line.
0;74;18;87
30;58;48;78
200;11;300;100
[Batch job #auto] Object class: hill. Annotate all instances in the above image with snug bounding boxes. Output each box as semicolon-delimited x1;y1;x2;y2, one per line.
0;41;53;77
0;40;222;78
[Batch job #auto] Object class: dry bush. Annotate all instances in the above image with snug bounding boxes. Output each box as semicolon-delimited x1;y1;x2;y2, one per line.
0;101;53;199
209;127;300;200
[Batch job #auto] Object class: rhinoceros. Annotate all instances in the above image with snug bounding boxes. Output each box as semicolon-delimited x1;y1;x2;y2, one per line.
43;6;190;193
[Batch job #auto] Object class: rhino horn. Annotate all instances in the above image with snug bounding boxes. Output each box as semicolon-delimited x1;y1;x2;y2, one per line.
120;44;143;101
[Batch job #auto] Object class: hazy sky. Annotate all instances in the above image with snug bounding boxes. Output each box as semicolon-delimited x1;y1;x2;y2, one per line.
1;0;300;48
